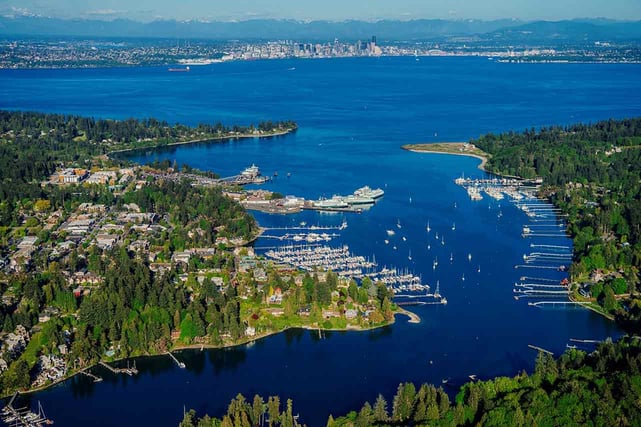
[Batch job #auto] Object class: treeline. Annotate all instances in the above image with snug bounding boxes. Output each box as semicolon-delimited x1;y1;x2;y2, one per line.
0;110;297;147
180;394;304;427
181;338;641;426
0;110;295;226
122;179;257;242
329;338;641;426
475;117;641;184
473;117;641;327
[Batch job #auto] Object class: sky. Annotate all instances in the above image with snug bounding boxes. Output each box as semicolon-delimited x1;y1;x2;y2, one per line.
1;0;640;22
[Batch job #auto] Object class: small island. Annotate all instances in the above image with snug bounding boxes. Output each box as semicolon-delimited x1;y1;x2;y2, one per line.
401;142;489;170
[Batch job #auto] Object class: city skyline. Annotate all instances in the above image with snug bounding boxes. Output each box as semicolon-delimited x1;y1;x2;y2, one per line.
1;0;640;22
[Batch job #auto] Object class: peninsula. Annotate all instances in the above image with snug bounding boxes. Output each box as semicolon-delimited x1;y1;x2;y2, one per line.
401;142;489;171
0;110;414;402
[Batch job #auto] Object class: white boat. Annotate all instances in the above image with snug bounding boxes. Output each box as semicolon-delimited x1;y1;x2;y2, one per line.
452;223;456;231
386;229;396;236
397;219;402;229
426;221;431;233
450;253;453;262
354;186;385;199
342;194;375;205
313;196;348;209
384;239;389;244
402;236;407;241
468;253;472;262
241;164;260;177
408;250;412;261
427;243;431;250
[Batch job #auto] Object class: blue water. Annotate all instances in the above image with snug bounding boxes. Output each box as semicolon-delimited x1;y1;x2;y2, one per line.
1;57;640;426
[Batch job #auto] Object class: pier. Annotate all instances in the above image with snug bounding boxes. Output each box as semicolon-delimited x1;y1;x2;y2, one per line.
99;360;138;376
80;369;103;382
168;351;186;368
528;301;590;307
569;338;602;344
528;344;554;355
514;264;566;270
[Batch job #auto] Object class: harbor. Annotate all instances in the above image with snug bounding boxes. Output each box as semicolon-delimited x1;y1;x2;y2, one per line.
238;184;386;215
263;244;446;304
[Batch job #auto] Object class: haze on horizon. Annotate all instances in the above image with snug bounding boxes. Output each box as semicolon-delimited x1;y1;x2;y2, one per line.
1;0;640;22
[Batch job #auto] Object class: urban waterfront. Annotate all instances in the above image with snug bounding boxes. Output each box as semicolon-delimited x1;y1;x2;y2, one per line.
0;57;639;425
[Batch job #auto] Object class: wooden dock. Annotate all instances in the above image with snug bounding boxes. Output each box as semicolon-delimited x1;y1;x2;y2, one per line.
80;369;103;382
99;360;138;376
167;351;186;368
528;344;554;355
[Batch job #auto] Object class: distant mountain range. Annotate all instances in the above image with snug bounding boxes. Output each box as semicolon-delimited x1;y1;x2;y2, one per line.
0;16;640;42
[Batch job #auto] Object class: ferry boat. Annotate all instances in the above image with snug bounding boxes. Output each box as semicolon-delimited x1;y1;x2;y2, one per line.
241;164;260;177
313;196;349;209
354;186;385;199
342;194;375;205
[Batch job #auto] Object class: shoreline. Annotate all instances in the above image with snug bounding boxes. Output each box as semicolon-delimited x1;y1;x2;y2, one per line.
106;127;296;157
401;142;488;171
9;307;420;399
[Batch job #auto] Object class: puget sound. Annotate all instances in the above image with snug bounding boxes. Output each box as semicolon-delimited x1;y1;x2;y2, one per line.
1;56;640;425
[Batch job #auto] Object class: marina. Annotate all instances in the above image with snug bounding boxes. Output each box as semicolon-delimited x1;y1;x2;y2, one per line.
263;244;446;303
1;394;53;426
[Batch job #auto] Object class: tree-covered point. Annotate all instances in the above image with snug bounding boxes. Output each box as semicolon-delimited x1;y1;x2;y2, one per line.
472;117;641;330
182;338;641;426
0;110;296;226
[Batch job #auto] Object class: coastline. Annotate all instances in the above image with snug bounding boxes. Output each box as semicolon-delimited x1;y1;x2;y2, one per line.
10;306;420;399
107;127;296;157
401;142;489;171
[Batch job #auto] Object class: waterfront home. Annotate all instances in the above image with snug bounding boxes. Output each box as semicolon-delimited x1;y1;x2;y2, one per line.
322;309;340;319
345;309;358;320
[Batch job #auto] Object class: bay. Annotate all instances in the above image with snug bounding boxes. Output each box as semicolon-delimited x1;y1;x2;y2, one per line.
1;57;640;426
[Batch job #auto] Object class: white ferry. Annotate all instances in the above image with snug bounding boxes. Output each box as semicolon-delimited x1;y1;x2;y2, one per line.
354;185;385;199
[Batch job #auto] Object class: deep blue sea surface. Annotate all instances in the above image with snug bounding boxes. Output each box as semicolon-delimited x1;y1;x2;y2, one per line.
1;57;640;426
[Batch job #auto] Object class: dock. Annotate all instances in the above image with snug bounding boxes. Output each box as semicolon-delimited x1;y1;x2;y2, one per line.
528;344;554;355
80;369;103;382
1;393;53;426
168;351;186;368
99;360;138;376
